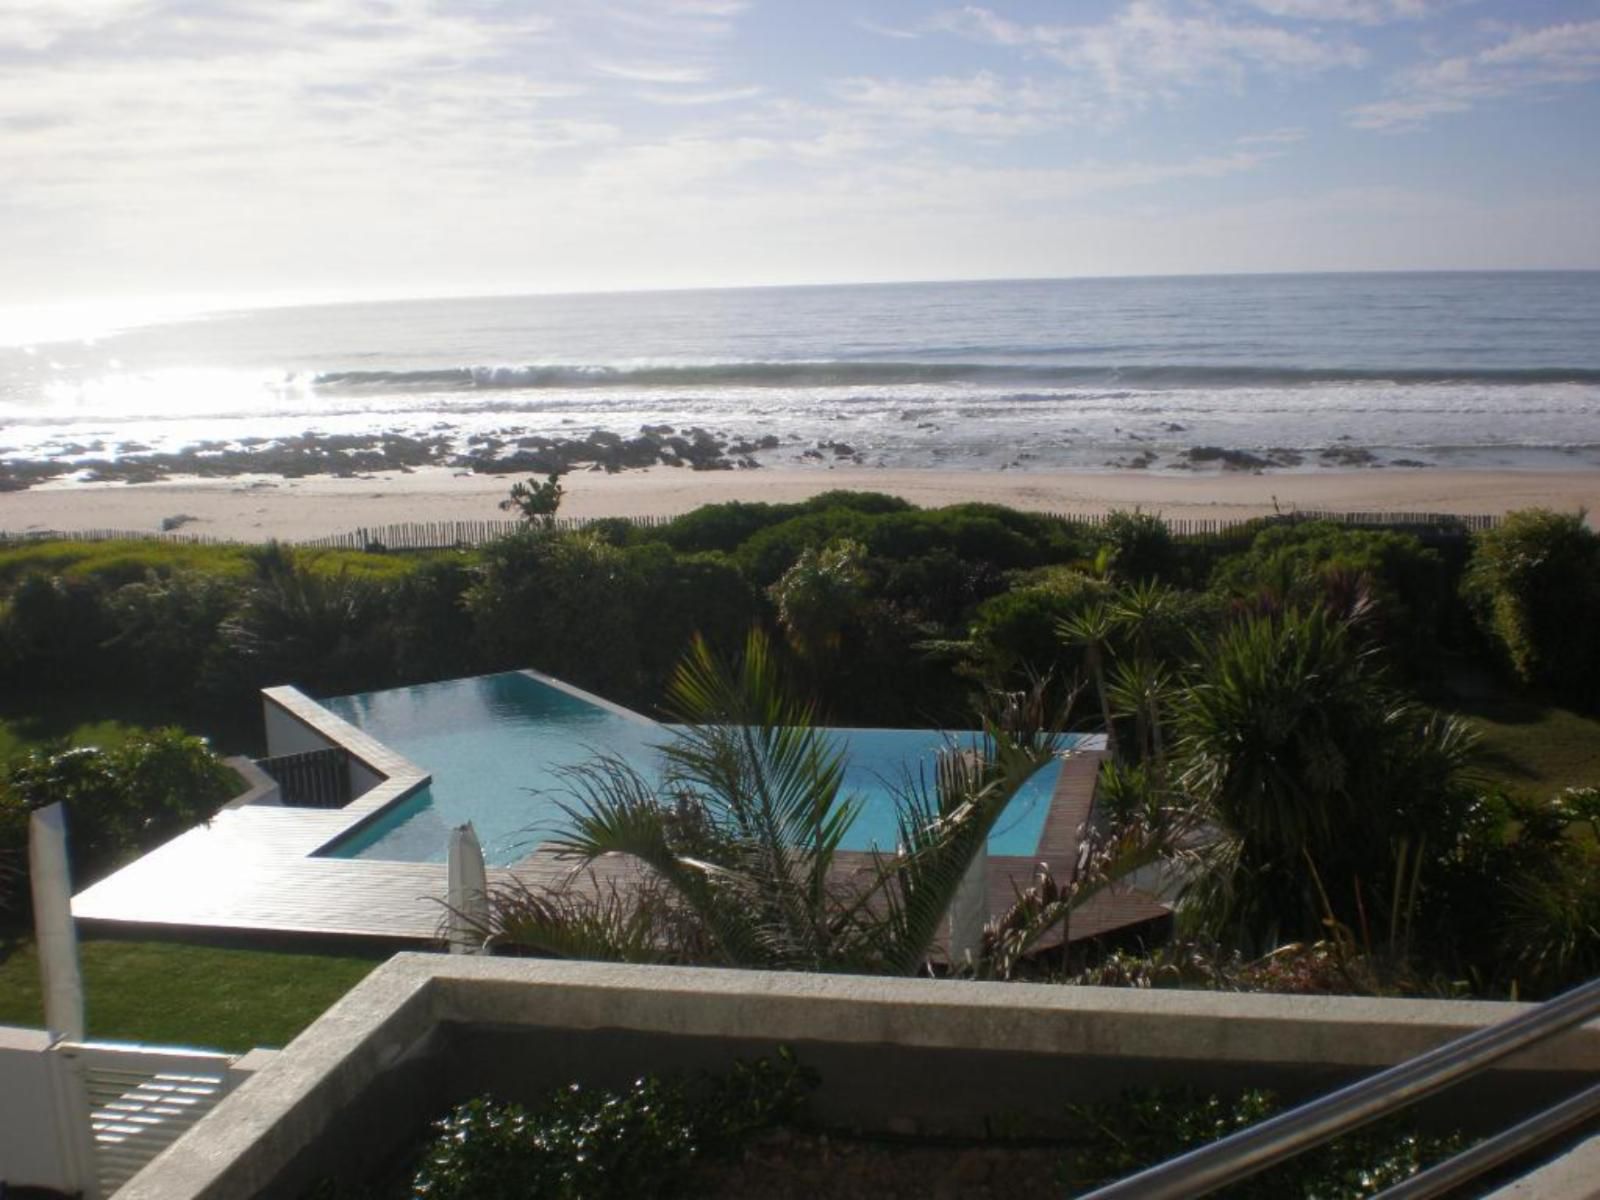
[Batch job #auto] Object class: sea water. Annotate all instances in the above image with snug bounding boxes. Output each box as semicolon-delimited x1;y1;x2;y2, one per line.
4;272;1599;474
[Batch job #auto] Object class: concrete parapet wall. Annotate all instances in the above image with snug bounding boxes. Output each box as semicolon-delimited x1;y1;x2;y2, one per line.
121;956;1600;1200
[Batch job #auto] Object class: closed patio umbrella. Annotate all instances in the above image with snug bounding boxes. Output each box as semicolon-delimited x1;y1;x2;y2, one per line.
447;822;489;956
30;802;86;1041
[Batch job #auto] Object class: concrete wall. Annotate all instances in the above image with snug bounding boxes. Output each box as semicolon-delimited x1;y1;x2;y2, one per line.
0;1026;86;1194
120;957;1600;1200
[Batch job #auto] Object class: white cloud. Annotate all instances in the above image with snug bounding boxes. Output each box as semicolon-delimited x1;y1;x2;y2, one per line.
1236;126;1308;145
855;17;920;40
0;0;148;51
1241;0;1436;24
1350;18;1600;129
591;59;711;84
937;2;1365;117
829;71;1081;138
637;85;764;106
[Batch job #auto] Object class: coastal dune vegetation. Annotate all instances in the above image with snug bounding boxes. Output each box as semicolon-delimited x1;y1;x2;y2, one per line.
1;492;1598;1011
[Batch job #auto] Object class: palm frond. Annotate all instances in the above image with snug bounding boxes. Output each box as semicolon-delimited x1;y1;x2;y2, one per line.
473;872;709;964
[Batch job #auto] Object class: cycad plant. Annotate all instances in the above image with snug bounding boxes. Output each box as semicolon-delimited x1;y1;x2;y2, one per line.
482;630;1062;974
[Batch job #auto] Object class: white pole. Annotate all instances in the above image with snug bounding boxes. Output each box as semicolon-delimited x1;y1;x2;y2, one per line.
948;840;988;969
446;823;489;956
30;803;86;1043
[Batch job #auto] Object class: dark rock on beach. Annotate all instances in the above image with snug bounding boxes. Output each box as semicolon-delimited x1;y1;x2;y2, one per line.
1319;445;1378;467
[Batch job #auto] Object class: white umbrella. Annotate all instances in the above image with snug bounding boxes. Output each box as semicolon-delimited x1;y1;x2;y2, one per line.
30;802;86;1041
446;822;489;956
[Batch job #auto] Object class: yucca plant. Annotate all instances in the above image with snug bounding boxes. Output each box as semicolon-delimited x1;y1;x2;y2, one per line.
1174;606;1478;948
485;630;1063;974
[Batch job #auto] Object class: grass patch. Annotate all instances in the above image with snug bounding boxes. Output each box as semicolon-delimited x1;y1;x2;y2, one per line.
0;685;261;765
0;540;257;588
0;936;387;1051
0;714;152;768
1452;696;1600;801
0;537;441;590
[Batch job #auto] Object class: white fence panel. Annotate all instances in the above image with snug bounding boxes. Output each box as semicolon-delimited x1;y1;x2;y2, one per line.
58;1042;238;1197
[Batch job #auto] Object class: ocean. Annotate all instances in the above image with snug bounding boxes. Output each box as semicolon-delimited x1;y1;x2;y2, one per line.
4;272;1599;478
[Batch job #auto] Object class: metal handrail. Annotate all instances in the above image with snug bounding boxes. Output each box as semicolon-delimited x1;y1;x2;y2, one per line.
1078;974;1600;1200
1372;1078;1600;1200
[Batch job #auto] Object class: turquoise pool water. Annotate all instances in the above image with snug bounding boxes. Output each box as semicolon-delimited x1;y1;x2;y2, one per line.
322;672;1064;865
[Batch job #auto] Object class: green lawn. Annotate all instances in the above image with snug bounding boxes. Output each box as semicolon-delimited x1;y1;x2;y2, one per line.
0;715;149;766
1452;696;1600;801
0;937;387;1052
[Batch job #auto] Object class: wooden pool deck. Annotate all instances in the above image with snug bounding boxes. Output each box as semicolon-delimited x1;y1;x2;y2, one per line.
72;685;1168;949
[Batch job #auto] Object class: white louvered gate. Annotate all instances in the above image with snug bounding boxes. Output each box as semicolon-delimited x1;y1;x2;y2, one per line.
55;1041;238;1197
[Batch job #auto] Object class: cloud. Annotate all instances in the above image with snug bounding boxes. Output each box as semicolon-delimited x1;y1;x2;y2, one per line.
1350;18;1600;129
936;1;1365;117
591;59;711;84
828;71;1081;138
0;0;148;51
855;17;920;40
1236;126;1308;145
1241;0;1437;24
636;85;764;106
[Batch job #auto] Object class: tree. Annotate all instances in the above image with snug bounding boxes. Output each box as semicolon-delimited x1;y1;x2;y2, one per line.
766;538;868;668
1464;508;1600;708
500;473;565;529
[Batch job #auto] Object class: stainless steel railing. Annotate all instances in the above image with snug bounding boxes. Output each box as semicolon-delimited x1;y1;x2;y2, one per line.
1078;974;1600;1200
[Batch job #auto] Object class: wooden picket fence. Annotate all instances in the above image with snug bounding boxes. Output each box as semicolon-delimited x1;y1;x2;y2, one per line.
2;506;1500;553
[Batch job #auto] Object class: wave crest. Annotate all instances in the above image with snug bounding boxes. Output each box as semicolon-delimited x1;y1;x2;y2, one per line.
309;361;1600;393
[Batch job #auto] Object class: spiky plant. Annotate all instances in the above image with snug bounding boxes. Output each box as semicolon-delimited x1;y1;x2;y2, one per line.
1174;606;1478;948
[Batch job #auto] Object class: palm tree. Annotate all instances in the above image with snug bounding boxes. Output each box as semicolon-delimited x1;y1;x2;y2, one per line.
482;630;1062;974
1057;601;1120;757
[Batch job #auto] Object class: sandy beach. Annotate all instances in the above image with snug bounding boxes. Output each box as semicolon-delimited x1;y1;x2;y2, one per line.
2;466;1595;543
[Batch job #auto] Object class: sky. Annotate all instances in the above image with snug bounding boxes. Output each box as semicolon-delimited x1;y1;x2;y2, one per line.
3;0;1599;314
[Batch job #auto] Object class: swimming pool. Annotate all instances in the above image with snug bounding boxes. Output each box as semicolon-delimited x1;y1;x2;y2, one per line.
322;672;1066;866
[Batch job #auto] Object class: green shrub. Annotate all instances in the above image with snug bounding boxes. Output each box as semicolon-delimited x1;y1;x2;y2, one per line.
387;556;480;683
1066;1087;1459;1197
0;728;236;907
1209;521;1450;675
1464;509;1600;707
465;531;749;706
967;568;1111;687
653;491;912;556
105;569;240;692
411;1051;815;1200
768;538;869;664
1100;509;1176;584
1427;787;1600;997
1;572;112;684
622;545;761;700
218;557;392;696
